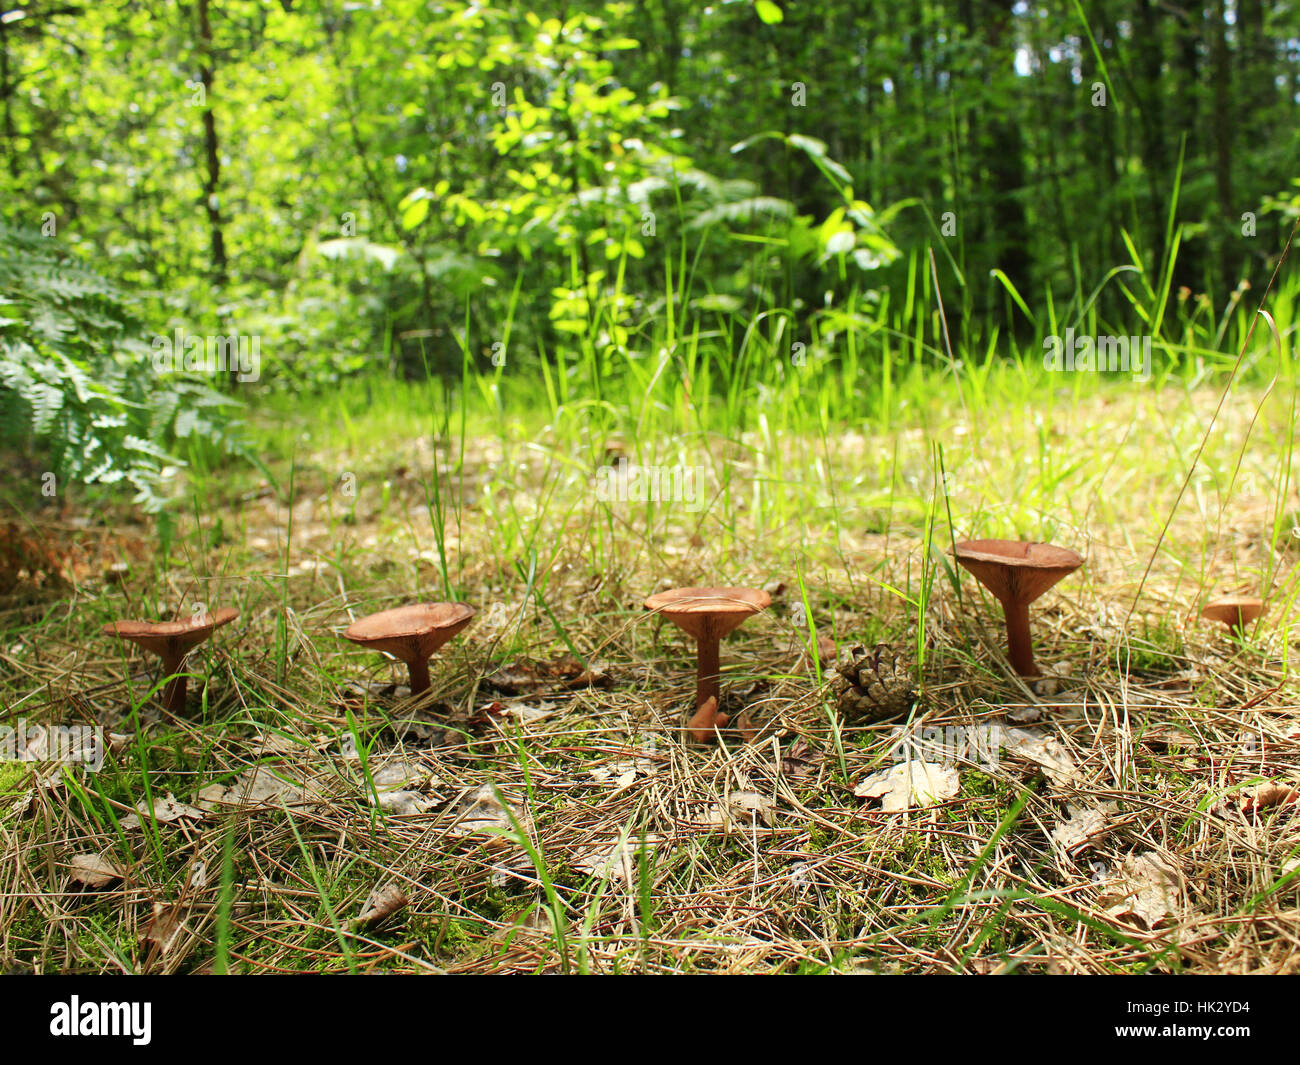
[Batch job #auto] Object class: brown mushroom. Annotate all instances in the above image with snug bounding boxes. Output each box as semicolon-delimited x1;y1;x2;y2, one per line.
104;608;238;713
686;696;729;743
1201;596;1264;638
343;603;475;695
644;586;771;739
953;540;1083;677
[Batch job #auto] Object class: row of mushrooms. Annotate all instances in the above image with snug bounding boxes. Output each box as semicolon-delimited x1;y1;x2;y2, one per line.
102;539;1266;735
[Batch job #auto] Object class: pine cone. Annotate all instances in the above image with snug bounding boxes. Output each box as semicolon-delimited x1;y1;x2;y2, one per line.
832;643;914;722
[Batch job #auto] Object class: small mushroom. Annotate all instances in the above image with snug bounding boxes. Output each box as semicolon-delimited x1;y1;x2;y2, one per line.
103;608;238;713
343;603;475;695
644;586;771;739
1201;596;1264;638
686;696;729;743
953;539;1083;677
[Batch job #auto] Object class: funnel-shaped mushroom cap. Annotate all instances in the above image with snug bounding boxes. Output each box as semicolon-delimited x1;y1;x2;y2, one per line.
1201;596;1264;629
643;587;771;641
103;608;238;660
953;540;1083;605
343;603;475;665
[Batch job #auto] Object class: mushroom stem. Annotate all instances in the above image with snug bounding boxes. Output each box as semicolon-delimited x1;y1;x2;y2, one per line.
1001;598;1039;677
696;635;721;708
407;657;431;695
1222;607;1253;638
161;655;187;713
687;697;725;742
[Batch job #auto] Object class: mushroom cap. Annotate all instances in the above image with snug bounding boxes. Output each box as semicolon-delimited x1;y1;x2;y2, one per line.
1201;596;1265;628
343;602;475;665
103;607;238;661
643;586;771;641
953;539;1084;605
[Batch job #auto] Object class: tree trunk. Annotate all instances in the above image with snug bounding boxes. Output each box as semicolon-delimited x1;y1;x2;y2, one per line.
1134;0;1169;267
1171;2;1203;292
980;0;1032;330
0;20;17;180
196;0;228;285
1210;0;1234;290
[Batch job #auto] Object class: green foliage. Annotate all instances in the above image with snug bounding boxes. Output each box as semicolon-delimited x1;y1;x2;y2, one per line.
0;224;241;510
0;0;1294;395
0;761;31;796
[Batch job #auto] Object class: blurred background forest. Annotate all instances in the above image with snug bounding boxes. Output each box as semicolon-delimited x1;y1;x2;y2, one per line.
1;0;1299;507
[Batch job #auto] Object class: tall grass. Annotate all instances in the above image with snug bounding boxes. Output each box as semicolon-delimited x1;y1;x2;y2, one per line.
233;200;1300;682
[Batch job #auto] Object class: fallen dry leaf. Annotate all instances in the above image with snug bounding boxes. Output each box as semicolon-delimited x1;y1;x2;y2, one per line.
610;767;638;794
483;655;611;695
1031;662;1075;698
854;760;959;812
1237;781;1299;814
196;767;313;810
250;730;302;757
997;727;1078;787
449;784;526;837
370;757;437;791
1050;804;1109;857
728;790;778;825
1099;852;1184;928
143;901;188;957
194;783;227;809
781;737;823;779
698;790;780;830
503;700;561;724
375;789;434;815
107;731;134;753
591;749;659;795
590;751;658;785
69;853;125;890
575;834;660;882
120;792;205;830
355;883;408;927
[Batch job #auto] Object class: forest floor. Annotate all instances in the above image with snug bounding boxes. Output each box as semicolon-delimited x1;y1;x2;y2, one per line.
2;375;1299;974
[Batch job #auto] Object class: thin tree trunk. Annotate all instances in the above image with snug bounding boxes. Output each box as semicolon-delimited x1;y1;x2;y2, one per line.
958;0;985;321
1134;0;1169;267
656;0;681;91
981;0;1032;329
1238;0;1274;257
196;0;228;284
1171;2;1203;292
1026;37;1071;283
0;21;17;180
1210;0;1234;289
